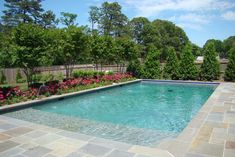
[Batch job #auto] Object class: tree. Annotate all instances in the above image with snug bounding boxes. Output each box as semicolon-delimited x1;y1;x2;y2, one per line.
50;26;89;78
60;12;77;27
200;42;220;81
142;45;161;79
203;39;224;58
142;20;189;61
12;23;50;87
1;0;44;27
223;36;235;58
98;2;128;37
163;47;179;80
191;43;202;57
129;17;150;45
179;44;198;80
40;10;58;28
115;37;139;72
224;46;235;81
89;6;100;32
126;59;142;78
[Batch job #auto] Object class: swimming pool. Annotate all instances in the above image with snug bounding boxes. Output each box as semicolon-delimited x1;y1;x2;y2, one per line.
4;81;217;146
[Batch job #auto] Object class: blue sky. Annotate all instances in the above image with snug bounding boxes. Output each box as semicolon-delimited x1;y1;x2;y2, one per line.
1;0;235;47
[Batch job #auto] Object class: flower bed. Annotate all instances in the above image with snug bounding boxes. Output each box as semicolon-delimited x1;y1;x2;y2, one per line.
0;73;134;106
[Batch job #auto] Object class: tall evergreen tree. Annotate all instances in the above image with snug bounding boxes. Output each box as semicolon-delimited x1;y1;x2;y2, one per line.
200;42;220;81
89;6;100;32
224;46;235;81
2;0;44;26
142;45;161;79
60;12;77;27
179;44;198;80
163;47;179;80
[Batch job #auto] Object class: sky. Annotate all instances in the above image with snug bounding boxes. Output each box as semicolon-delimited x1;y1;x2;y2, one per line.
0;0;235;47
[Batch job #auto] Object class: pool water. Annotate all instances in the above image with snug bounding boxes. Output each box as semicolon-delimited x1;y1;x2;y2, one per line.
5;81;216;146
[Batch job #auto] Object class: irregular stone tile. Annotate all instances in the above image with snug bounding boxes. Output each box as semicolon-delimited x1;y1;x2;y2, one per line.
0;123;18;130
128;145;173;157
78;143;111;157
228;127;235;134
3;127;33;137
134;155;149;157
90;137;132;151
190;142;223;157
57;131;93;141
66;152;84;157
46;142;76;157
22;146;51;157
20;142;39;150
225;141;235;150
0;140;20;152
23;130;47;139
167;140;190;157
56;138;87;148
185;153;207;157
44;154;58;157
33;133;62;145
223;149;235;157
209;138;225;145
0;147;24;157
0;134;12;141
106;150;134;157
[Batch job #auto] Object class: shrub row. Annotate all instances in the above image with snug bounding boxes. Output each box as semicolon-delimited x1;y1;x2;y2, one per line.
0;73;133;106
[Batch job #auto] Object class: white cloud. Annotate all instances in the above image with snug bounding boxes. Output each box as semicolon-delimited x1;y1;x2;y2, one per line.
124;0;235;17
168;13;211;30
222;11;235;21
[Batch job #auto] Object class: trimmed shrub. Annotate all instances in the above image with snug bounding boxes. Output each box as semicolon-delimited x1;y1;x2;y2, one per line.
126;59;142;78
224;46;235;81
163;47;179;80
179;44;198;80
200;42;220;81
72;70;105;78
142;46;161;79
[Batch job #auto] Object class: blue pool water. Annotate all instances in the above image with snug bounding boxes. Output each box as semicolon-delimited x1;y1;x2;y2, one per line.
32;81;216;133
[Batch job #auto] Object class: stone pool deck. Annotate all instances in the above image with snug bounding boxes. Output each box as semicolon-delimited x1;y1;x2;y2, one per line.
0;82;235;157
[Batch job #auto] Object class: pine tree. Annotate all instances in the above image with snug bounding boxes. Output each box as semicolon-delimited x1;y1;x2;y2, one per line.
224;46;235;81
179;44;198;80
163;47;179;80
200;42;220;81
142;45;161;79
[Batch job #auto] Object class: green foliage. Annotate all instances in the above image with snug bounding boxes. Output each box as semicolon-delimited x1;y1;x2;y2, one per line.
223;36;235;58
200;42;220;81
60;12;77;27
16;69;26;83
179;44;198;80
12;23;51;86
72;70;104;78
142;45;161;79
129;17;150;44
0;70;7;84
55;72;64;81
126;60;143;78
203;39;224;58
32;73;42;83
50;26;90;77
163;47;179;80
224;46;235;81
142;19;189;60
41;73;54;82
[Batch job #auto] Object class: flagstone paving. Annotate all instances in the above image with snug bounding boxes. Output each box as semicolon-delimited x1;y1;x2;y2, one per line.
0;82;235;157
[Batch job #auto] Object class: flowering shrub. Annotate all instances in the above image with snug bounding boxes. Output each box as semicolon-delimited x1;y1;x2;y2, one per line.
0;73;134;106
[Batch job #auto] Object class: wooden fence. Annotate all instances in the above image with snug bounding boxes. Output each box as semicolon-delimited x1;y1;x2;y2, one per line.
1;64;126;84
1;62;228;84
